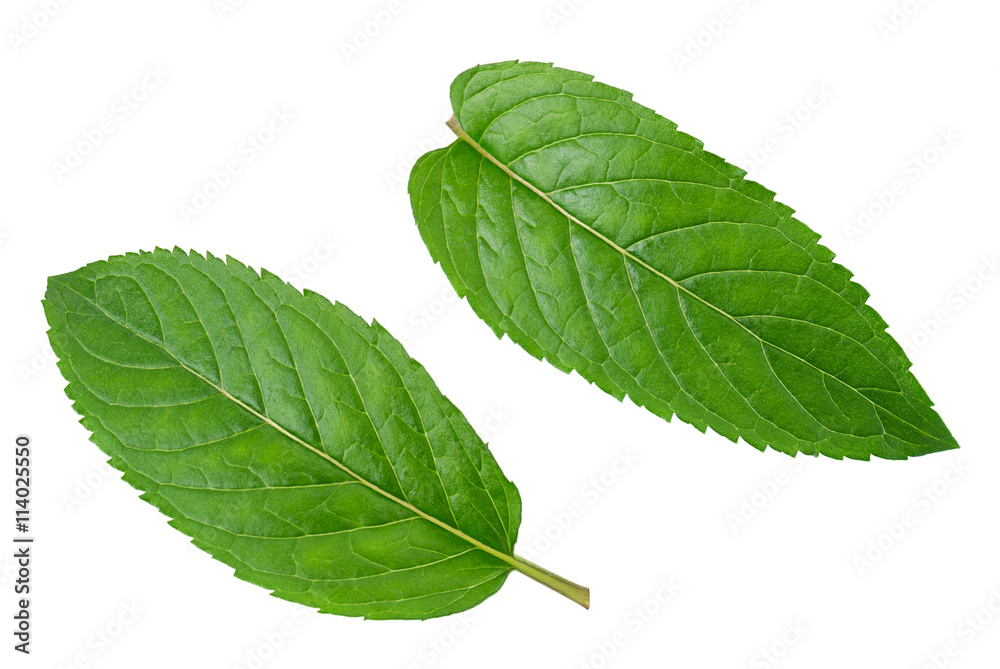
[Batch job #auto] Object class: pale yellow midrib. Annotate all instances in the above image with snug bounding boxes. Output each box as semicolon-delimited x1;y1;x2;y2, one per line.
444;116;943;448
59;280;526;575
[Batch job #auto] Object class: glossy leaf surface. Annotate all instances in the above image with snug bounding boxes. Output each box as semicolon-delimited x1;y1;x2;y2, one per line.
409;61;958;460
44;248;587;619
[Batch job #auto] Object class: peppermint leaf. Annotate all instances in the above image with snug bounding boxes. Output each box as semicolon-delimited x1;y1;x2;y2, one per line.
44;248;588;620
408;60;958;460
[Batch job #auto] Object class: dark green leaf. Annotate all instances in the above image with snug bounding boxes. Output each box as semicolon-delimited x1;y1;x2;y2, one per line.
44;248;587;620
409;60;958;461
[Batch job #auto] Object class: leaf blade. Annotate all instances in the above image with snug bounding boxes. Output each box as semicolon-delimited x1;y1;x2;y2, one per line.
410;61;959;461
44;248;586;619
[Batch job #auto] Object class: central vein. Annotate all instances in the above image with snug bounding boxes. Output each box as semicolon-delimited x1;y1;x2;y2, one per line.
444;115;941;446
60;278;590;608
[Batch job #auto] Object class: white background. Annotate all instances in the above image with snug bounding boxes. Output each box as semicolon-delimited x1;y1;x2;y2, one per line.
2;1;998;667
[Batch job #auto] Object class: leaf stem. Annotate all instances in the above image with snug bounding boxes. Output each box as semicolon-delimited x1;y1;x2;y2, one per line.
511;554;590;609
445;114;464;140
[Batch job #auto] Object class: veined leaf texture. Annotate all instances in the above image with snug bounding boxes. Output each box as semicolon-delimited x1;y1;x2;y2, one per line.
44;249;588;620
409;60;958;461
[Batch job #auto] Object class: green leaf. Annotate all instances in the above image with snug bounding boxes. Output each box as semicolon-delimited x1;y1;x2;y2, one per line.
408;60;958;461
43;248;588;620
